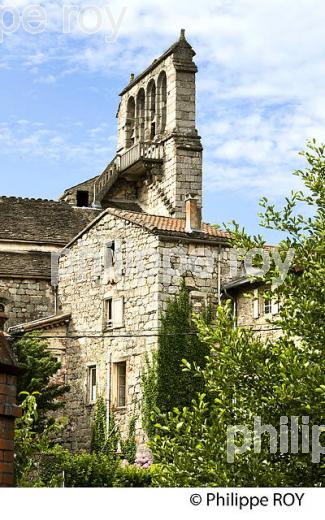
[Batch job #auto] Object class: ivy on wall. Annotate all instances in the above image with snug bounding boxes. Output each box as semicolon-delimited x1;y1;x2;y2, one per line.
142;281;212;438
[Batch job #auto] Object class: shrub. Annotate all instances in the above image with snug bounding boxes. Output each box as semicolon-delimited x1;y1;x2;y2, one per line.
113;464;153;487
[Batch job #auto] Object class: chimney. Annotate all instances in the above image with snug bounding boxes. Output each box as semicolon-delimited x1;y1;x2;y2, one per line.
185;194;201;233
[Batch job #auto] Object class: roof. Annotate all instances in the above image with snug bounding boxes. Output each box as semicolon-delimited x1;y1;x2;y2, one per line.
0;333;20;374
108;209;229;239
0;196;100;245
105;200;143;213
65;207;230;249
222;276;254;291
0;251;51;279
119;29;196;96
8;313;71;335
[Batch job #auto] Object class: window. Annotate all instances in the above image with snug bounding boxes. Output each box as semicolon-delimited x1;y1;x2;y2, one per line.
105;297;113;328
264;297;272;315
0;303;5;312
115;361;127;408
147;80;156;140
126;96;136;148
157;71;167;133
103;296;124;330
88;366;97;404
105;241;115;269
136;88;146;142
76;190;89;207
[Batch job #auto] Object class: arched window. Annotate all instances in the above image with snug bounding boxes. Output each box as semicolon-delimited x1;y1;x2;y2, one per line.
125;96;136;149
147;79;156;140
157;71;167;133
136;88;145;143
0;303;5;313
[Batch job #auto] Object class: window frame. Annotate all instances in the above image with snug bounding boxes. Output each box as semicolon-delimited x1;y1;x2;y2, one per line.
103;295;124;330
113;361;127;409
88;365;97;405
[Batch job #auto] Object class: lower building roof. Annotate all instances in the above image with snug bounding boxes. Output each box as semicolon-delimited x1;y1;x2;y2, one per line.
0;196;100;244
0;251;52;279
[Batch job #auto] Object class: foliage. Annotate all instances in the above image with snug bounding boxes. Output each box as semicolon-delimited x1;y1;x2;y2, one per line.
141;352;159;439
150;305;325;486
150;141;325;487
121;416;137;463
141;282;212;439
63;452;117;487
14;392;65;487
90;397;121;456
15;394;143;487
91;396;109;453
113;463;152;487
156;281;211;413
15;332;69;429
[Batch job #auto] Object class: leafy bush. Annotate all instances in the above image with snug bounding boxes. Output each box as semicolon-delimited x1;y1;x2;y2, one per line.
113;464;152;487
64;452;117;487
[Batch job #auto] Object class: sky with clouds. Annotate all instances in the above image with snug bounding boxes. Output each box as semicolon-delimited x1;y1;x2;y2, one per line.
1;0;325;239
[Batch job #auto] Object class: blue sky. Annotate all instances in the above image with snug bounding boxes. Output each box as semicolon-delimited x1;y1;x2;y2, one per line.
1;0;325;241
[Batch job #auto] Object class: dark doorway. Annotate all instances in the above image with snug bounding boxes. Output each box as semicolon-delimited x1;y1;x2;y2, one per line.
76;190;89;207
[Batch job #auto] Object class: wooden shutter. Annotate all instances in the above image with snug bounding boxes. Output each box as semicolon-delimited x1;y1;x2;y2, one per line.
113;297;124;328
253;289;260;319
271;299;279;315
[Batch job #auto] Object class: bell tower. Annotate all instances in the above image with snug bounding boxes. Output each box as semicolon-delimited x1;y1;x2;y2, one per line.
93;30;203;218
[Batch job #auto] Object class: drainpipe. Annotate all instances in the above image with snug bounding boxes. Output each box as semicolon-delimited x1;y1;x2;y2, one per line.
217;245;222;304
53;285;58;314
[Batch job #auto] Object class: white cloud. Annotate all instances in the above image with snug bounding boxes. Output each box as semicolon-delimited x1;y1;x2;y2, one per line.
1;0;325;199
0;119;116;165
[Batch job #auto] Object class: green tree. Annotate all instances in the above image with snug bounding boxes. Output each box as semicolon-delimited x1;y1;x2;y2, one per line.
15;333;69;429
150;141;325;487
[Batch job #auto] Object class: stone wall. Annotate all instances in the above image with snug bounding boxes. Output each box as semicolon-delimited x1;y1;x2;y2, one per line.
0;278;55;330
56;212;160;450
55;212;231;451
235;285;282;341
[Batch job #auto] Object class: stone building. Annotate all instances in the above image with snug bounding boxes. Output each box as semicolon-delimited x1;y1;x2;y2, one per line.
1;31;279;451
221;276;281;341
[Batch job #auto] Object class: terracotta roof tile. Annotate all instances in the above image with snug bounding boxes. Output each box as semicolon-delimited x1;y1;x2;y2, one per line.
107;208;229;240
